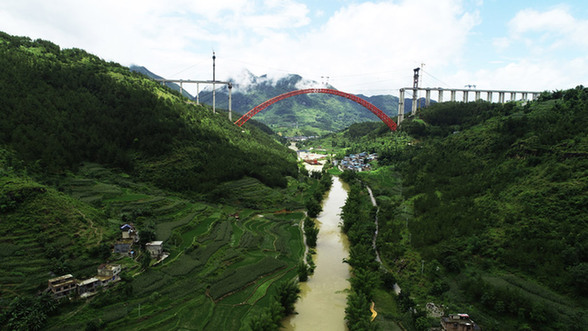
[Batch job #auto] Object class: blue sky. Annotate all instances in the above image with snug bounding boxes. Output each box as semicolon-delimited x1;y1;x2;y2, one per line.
1;0;587;96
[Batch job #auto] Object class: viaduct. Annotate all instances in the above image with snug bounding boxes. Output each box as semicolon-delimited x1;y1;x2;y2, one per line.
398;87;541;124
154;78;542;130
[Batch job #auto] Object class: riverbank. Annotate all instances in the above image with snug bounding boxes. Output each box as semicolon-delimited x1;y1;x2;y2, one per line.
283;177;351;330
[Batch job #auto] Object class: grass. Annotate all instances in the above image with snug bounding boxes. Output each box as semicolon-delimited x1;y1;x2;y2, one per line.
1;161;310;331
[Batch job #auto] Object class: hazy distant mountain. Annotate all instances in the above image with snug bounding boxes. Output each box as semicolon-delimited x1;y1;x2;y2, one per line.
131;66;419;135
203;70;403;136
130;65;195;99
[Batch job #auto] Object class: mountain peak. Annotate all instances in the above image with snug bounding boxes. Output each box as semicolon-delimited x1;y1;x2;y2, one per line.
227;71;321;93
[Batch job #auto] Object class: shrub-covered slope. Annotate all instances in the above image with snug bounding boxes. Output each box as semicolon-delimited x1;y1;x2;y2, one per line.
381;89;587;328
0;31;306;330
0;31;297;193
400;90;587;292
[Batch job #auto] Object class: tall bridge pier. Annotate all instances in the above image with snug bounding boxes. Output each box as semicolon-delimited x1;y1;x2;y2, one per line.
155;79;233;121
397;87;541;124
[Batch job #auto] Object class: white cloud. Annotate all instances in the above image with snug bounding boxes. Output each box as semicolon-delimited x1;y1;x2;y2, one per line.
218;0;480;95
492;37;510;51
460;5;588;92
2;0;583;97
508;6;588;50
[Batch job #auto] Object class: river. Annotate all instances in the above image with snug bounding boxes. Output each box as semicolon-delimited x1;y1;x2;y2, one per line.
282;176;351;331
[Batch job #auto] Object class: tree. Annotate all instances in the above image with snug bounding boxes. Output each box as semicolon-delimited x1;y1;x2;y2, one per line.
304;220;319;248
276;281;300;315
305;198;322;218
246;300;285;331
297;263;309;282
345;290;375;331
380;270;396;291
415;316;430;331
138;227;156;248
141;252;151;270
569;263;588;296
349;268;379;300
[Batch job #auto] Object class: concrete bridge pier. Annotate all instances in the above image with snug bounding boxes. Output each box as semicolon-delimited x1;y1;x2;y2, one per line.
487;91;493;102
412;88;418;115
451;90;457;102
212;82;216;114
438;89;443;102
154;78;232;119
425;89;431;107
196;83;200;105
398;88;405;124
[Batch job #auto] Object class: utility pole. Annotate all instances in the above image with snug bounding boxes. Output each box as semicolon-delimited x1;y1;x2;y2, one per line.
212;51;216;114
420;63;425;89
228;83;232;121
416;63;425;114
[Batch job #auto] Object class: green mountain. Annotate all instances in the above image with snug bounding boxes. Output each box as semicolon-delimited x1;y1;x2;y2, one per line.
300;90;588;329
0;32;297;193
0;32;307;330
198;70;401;136
395;94;588;328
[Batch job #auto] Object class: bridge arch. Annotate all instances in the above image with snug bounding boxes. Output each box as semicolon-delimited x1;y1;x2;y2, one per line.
234;88;397;131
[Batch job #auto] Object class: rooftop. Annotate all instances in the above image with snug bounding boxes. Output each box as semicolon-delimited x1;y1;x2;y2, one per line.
78;277;100;286
48;274;75;284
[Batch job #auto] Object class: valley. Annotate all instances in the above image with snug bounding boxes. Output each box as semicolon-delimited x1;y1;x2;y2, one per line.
1;31;587;331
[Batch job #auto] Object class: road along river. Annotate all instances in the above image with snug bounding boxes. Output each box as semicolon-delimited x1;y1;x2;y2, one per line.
282;176;351;331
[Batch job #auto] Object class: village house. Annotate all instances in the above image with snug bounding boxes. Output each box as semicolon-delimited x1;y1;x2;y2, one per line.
48;274;77;298
97;263;121;285
47;264;123;300
146;241;164;259
114;238;134;255
441;313;481;331
120;223;139;242
114;224;139;256
77;277;101;297
339;152;378;172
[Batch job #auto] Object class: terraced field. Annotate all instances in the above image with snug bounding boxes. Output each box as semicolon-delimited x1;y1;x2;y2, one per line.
0;174;117;298
42;163;306;330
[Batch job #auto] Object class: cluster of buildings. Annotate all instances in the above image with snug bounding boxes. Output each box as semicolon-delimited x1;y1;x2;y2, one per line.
440;313;481;331
113;223;164;259
335;152;378;172
46;223;164;299
47;264;121;299
113;223;139;256
287;135;319;142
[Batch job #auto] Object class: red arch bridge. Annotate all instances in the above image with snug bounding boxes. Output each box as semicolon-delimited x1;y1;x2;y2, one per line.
234;88;397;131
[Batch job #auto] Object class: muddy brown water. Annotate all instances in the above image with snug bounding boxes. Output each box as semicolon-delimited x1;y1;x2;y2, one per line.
282;177;351;331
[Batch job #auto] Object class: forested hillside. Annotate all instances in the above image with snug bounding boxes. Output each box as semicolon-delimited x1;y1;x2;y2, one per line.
0;31;297;194
400;90;587;292
298;89;587;329
0;31;310;330
389;90;587;329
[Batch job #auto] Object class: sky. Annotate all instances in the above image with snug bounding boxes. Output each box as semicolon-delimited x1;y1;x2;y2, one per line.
1;0;587;96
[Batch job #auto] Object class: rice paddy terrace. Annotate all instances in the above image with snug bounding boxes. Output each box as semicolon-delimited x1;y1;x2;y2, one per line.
39;163;306;330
